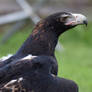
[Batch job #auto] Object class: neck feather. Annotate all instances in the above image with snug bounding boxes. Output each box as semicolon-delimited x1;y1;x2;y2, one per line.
16;25;58;57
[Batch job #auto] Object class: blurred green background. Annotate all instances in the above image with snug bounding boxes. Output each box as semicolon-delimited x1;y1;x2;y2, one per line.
0;0;92;92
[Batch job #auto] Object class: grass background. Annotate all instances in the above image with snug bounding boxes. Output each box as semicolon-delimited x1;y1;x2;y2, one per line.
0;23;92;92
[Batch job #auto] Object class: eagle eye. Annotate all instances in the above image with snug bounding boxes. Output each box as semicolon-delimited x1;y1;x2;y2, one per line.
60;15;69;22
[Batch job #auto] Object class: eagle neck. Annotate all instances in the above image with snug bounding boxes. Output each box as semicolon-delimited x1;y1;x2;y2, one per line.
15;28;58;57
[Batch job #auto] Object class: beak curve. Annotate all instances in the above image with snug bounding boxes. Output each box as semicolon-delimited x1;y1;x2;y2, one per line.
65;13;88;26
83;20;88;26
72;13;88;26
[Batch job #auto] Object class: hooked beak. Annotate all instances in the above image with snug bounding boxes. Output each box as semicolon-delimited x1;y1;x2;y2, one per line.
65;13;88;26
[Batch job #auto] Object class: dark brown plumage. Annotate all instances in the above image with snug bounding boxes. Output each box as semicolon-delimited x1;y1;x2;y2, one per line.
0;56;78;92
0;12;87;76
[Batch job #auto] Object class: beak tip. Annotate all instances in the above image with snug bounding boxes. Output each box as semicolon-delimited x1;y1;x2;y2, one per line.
83;20;88;27
71;13;88;27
